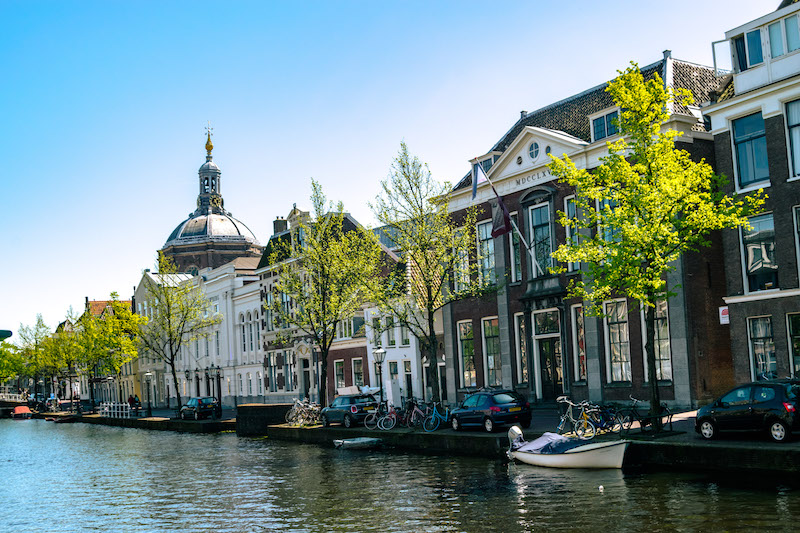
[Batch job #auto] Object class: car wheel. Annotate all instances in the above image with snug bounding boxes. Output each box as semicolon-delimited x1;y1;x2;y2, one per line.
451;416;460;431
769;419;789;442
194;411;200;421
343;414;353;428
483;417;495;433
321;414;330;427
180;411;186;420
699;419;716;440
521;418;532;429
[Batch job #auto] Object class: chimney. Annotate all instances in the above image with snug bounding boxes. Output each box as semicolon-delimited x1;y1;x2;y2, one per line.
85;296;89;312
273;216;288;234
663;49;672;60
520;110;527;119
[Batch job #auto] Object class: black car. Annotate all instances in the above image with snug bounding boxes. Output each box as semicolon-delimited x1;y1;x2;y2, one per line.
450;390;531;433
695;380;800;442
321;394;378;428
180;397;222;420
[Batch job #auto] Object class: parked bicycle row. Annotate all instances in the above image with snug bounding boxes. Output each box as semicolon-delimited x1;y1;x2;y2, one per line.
556;395;672;440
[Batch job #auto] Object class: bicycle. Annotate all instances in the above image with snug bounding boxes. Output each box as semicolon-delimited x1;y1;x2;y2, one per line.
364;401;388;430
399;398;427;428
586;403;623;434
378;404;400;430
423;402;451;432
619;395;672;434
555;396;595;439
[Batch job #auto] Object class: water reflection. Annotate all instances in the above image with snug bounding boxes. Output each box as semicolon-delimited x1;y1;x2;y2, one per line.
1;420;799;532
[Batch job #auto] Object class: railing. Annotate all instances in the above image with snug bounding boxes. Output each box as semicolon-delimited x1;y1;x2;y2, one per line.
99;402;137;418
0;393;25;402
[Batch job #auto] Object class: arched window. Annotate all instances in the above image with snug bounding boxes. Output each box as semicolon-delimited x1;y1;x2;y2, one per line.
240;314;246;353
247;372;252;395
247;312;254;352
257;371;262;394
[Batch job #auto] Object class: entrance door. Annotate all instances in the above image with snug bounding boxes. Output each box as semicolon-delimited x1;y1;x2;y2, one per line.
539;338;563;401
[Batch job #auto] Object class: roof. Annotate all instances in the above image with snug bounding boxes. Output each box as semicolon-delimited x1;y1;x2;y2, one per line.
453;56;721;191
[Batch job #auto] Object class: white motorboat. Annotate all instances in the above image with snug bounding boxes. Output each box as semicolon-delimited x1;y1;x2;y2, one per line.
507;426;629;469
333;437;383;450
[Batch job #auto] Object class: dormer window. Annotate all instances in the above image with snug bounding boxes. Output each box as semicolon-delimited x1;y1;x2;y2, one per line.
768;14;800;59
592;110;619;142
734;29;763;72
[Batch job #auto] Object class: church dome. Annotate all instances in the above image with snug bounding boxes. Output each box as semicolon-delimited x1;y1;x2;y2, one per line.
200;160;220;172
165;213;260;247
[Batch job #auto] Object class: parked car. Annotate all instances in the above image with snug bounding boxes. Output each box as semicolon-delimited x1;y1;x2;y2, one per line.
695;380;800;442
450;390;531;432
180;397;222;420
321;394;378;428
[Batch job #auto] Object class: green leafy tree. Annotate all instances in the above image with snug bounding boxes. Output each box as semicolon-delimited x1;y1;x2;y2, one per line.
0;341;25;384
17;315;51;396
371;143;481;402
268;180;382;407
549;64;765;423
137;253;220;410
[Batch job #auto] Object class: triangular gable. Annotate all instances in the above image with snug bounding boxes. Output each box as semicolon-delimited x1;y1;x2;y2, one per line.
487;126;588;183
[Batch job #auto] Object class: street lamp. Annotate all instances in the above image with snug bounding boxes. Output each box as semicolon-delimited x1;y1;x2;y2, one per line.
204;367;210;396
373;348;386;405
194;368;200;397
144;371;153;417
214;365;222;405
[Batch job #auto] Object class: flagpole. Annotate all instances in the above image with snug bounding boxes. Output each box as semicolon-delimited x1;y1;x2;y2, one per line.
473;160;544;277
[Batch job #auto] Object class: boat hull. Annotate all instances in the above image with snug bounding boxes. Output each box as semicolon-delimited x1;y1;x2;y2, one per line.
511;440;629;469
333;437;382;450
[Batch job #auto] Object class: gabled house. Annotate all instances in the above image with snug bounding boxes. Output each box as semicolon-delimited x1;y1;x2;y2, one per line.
443;52;731;408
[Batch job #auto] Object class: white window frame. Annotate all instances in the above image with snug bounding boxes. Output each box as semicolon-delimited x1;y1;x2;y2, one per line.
730;110;771;193
787;312;800;378
513;312;528;385
571;304;587;382
482;316;501;387
527;201;552;278
747;315;776;381
334;359;346;390
739;211;779;294
476;219;495;285
457;320;476;388
453;227;470;292
564;195;578;273
386;316;396;347
352;358;364;388
589;107;620;143
639;300;672;382
603;299;631;383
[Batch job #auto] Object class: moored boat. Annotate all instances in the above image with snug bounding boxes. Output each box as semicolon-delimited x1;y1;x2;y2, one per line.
507;426;629;469
333;437;382;450
11;406;32;419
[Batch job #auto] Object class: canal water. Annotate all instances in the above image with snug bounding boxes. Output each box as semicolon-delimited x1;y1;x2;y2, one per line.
2;420;798;532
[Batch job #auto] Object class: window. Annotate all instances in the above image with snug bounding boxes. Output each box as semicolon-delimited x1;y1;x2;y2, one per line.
238;374;243;396
514;313;528;384
787;101;800;176
592;110;619;141
372;317;382;347
788;313;800;377
483;318;501;387
529;203;551;277
458;321;476;388
477;221;495;285
734;29;764;71
572;305;587;381
267;353;277;392
386;317;396;346
564;196;578;272
353;359;364;387
389;361;399;383
529;142;539;160
749;317;776;380
454;229;470;292
265;291;274;332
643;300;672;381
285;351;296;392
240;315;246;353
247;373;252;395
733;112;769;188
509;213;522;282
215;331;220;357
605;300;631;382
599;198;620;243
335;360;345;390
742;213;777;291
400;324;410;346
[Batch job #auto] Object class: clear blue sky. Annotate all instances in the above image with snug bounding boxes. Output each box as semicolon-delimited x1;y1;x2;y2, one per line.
1;0;769;335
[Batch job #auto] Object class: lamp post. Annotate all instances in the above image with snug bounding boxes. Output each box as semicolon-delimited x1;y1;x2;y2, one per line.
144;371;153;417
194;368;200;397
214;365;222;405
204;367;211;396
373;348;386;405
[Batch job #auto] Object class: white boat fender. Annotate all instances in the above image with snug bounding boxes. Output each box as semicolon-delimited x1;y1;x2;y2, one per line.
598;485;604;493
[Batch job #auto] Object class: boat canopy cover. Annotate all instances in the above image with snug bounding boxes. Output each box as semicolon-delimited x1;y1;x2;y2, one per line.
511;432;586;454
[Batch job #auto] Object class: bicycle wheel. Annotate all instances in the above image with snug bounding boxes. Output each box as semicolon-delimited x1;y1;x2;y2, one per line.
659;405;672;431
555;417;570;435
381;415;396;430
364;412;379;430
423;415;440;432
574;419;596;440
285;408;296;424
610;414;623;434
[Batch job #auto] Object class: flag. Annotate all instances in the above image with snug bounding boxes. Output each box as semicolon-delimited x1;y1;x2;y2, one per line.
490;193;512;238
471;162;488;200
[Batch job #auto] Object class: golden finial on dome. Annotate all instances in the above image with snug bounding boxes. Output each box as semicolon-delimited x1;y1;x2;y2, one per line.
205;121;214;155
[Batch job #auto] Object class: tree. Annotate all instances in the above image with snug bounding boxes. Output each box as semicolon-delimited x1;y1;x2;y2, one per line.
268;179;382;407
371;143;481;402
0;341;24;384
549;64;765;423
137;253;220;410
17;315;51;397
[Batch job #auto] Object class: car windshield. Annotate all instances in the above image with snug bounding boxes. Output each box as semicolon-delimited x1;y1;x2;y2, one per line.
354;395;375;403
200;398;215;405
493;393;522;404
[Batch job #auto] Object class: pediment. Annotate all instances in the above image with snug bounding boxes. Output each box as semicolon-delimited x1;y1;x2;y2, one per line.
486;126;587;184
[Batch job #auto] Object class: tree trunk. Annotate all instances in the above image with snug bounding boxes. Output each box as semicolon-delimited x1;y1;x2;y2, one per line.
426;310;441;402
319;349;329;408
644;303;662;431
168;353;183;410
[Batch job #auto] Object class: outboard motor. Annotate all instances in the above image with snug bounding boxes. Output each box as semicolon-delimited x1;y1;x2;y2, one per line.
508;425;524;449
